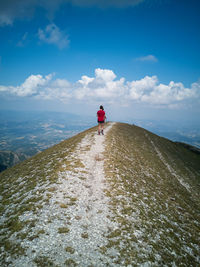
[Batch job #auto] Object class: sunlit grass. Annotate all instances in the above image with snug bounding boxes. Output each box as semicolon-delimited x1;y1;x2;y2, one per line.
103;122;200;265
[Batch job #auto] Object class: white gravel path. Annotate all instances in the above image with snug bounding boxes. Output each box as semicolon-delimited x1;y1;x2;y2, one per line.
64;122;118;266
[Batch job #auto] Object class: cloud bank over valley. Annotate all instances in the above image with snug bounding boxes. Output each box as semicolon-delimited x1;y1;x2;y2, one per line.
0;68;199;109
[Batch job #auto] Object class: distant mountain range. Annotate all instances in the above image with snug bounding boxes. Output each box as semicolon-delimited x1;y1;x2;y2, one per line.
0;122;199;266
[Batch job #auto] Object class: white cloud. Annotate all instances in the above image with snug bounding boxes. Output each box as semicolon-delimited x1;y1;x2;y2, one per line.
38;23;69;49
75;68;127;102
0;85;10;92
38;78;72;100
0;69;199;108
95;68;116;82
128;76;198;106
140;80;196;105
136;55;158;62
9;74;53;97
128;75;158;100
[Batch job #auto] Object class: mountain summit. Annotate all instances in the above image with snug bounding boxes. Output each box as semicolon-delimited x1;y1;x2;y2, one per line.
0;122;200;266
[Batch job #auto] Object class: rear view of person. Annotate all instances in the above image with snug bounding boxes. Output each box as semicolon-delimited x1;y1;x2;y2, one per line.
97;105;106;135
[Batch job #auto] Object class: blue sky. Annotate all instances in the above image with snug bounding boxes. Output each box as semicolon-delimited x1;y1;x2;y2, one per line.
0;0;200;123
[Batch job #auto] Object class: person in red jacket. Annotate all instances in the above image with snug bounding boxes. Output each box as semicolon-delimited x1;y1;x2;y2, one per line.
97;105;106;135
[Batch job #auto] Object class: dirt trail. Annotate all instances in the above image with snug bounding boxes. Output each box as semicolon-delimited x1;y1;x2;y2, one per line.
64;122;118;266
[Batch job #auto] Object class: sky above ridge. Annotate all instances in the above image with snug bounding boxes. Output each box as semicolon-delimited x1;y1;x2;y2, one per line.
0;0;200;123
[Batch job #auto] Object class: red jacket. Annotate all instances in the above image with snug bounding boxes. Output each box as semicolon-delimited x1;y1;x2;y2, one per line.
97;109;105;122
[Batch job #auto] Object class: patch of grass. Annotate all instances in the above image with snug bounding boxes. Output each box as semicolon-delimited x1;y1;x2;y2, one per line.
99;246;107;254
6;216;24;233
65;246;75;254
58;227;70;234
64;197;77;206
28;234;39;241
81;232;89;239
34;256;57;266
48;187;57;192
70;197;77;202
65;259;77;266
28;219;37;228
1;239;25;256
17;231;29;240
78;176;86;180
60;203;68;208
37;229;45;235
97;209;103;214
25;195;43;204
75;215;82;220
106;229;121;238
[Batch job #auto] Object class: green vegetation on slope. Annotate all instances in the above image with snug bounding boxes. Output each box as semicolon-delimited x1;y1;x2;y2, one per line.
0;125;97;265
103;123;200;266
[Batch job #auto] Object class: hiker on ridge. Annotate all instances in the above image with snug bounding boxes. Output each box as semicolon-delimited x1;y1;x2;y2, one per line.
97;105;106;135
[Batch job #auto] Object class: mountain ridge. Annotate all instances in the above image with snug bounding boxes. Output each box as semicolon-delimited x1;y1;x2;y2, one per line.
0;122;200;266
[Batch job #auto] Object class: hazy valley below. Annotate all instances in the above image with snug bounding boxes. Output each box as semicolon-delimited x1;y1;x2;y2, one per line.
0;110;200;172
0;110;95;172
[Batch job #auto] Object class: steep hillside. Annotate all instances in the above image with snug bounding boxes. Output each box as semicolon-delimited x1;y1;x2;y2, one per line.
104;123;200;266
0;122;199;266
0;151;27;172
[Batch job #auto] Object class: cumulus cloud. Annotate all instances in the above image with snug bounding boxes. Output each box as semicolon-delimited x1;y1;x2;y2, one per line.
38;23;69;49
128;76;158;100
136;55;158;62
75;68;126;102
0;0;144;26
1;74;53;97
39;78;72;100
128;76;199;106
0;68;199;108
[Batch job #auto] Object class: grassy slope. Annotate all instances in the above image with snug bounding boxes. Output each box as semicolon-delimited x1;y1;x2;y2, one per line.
104;123;200;266
0;125;97;265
